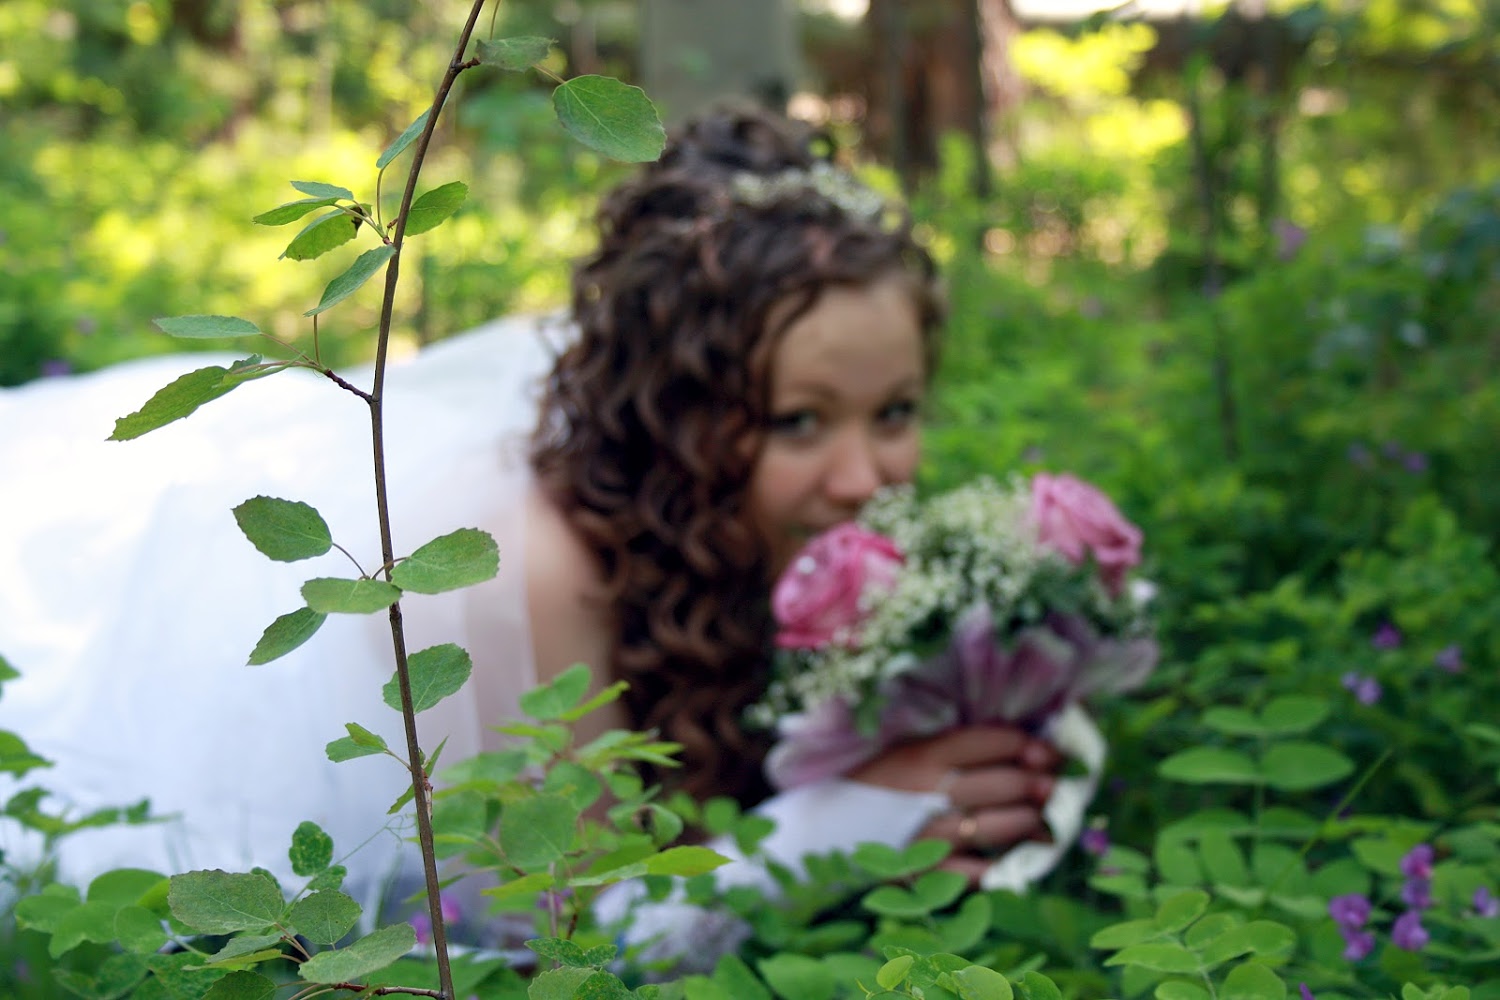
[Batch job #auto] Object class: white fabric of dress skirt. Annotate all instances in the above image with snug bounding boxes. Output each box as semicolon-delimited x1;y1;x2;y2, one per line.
0;315;561;908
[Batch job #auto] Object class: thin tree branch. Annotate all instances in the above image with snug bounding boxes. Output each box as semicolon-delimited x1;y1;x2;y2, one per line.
363;2;491;997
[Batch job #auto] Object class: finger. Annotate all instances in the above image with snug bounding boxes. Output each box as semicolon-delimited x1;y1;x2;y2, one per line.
922;726;1041;769
925;806;1045;855
946;766;1056;811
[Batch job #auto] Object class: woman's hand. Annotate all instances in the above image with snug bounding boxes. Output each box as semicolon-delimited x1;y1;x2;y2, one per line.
847;725;1061;883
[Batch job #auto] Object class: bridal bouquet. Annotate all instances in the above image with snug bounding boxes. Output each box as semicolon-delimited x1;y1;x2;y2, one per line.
752;473;1159;792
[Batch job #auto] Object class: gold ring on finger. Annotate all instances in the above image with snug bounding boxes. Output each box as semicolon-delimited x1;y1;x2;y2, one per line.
956;814;979;849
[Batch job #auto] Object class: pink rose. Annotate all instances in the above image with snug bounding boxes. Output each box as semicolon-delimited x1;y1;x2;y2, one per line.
1031;473;1143;594
772;523;904;649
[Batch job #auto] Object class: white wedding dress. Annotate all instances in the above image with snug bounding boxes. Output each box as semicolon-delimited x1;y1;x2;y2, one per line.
0;315;562;907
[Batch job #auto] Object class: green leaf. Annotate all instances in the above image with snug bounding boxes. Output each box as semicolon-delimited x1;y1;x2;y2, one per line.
291;180;354;201
206;933;286;964
1201;707;1266;737
483;871;556;903
154;315;261;339
876;956;915;991
391;528;499;595
476;36;554;70
1219;962;1286;1000
326;726;387;762
901;838;952;872
500;795;576;870
1091;918;1163;950
168;871;283;935
1155;889;1210;932
203;971;277;1000
1104;942;1201;973
530;967;594;1000
1259;695;1329;734
1015;972;1062;1000
1197;921;1296;967
377;109;431;170
298;923;416;983
1198;831;1250;887
640;845;731;877
253;197;340;226
232;497;332;562
382;643;472;714
404;181;468;237
289;821;334;877
287;890;360;944
306;244;396;317
1159;747;1260;785
711;955;773;1000
1258;742;1354;791
862;885;930;918
308;866;347;892
913;869;968;910
947;966;1014;1000
1155;839;1203;886
0;731;49;777
110;359;259;441
281;209;358;261
441;748;528;786
15;892;80;933
756;954;836;1000
551;76;665;163
50;901;120;958
1155;984;1211;1000
575;972;634;1000
1184;912;1242;949
301;577;401;614
249;608;327;665
520;663;593;720
88;868;167;908
528;937;590;967
116;905;169;954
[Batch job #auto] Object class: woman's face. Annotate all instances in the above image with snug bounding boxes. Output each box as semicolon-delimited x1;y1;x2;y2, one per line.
748;274;928;576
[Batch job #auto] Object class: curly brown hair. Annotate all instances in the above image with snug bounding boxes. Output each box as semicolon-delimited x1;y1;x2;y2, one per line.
530;107;945;808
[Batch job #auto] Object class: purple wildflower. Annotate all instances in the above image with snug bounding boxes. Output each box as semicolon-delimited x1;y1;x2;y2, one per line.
1400;844;1434;880
1347;443;1374;468
1080;826;1110;857
1474;886;1498;918
1435;644;1463;673
1274;218;1308;261
1401;878;1432;910
1329;893;1372;929
1402;451;1429;474
1341;672;1382;705
1391;910;1429;951
1371;622;1402;650
1381;441;1404;460
1299;985;1315;1000
409;910;432;946
40;359;72;378
1340;927;1375;961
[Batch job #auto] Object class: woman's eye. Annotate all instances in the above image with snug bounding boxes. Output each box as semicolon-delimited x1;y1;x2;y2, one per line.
878;398;921;428
768;409;820;438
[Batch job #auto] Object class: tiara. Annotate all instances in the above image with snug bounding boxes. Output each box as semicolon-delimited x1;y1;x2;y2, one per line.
729;161;892;225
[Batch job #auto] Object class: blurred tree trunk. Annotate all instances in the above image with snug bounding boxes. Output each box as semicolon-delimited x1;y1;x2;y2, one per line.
639;0;798;124
864;0;1021;193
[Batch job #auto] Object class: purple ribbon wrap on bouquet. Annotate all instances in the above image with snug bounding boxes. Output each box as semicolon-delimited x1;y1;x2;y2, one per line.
765;606;1158;791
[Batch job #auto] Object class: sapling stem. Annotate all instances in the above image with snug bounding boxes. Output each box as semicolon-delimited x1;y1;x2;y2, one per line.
361;2;490;996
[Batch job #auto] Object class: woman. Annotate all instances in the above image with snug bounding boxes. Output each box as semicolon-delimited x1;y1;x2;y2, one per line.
0;109;1058;914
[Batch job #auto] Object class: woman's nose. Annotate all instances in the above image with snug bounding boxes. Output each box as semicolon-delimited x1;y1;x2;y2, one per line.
824;430;883;506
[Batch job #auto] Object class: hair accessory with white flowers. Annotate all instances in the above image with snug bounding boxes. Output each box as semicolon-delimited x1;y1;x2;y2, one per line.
730;161;891;224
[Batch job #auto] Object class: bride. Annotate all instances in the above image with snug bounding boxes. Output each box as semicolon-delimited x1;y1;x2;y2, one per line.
0;108;1068;929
